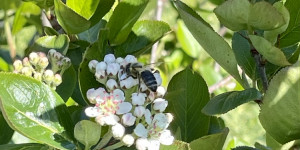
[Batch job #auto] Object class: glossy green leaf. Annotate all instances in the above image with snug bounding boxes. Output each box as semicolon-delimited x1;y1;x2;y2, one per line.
175;1;244;87
44;26;59;36
160;140;189;150
249;1;285;31
106;0;149;45
208;117;225;134
232;32;257;80
78;20;107;43
165;69;210;142
66;0;100;20
259;62;300;144
74;120;101;149
249;35;290;66
0;111;14;144
23;0;54;9
54;0;90;34
0;143;50;150
56;66;77;101
114;20;171;57
12;2;41;34
280;0;300;48
79;29;110;104
189;128;229;150
177;20;201;58
89;0;115;26
264;2;290;45
214;0;250;31
26;34;70;55
0;73;75;149
202;88;261;115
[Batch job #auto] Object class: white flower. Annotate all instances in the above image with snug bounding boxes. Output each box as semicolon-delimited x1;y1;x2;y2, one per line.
34;72;42;81
22;57;30;67
122;113;136;126
96;114;120;126
145;109;152;125
148;92;156;102
148;139;160;150
104;54;116;63
95;61;107;79
154;72;162;86
120;77;138;89
132;93;147;105
88;60;98;72
86;88;106;104
136;138;149;150
111;89;125;102
112;123;125;139
152;113;169;130
125;55;137;63
134;106;145;118
85;107;102;117
166;113;174;124
122;134;135;147
116;57;124;64
159;130;174;145
106;79;118;90
134;123;148;138
106;63;120;76
153;98;168;112
48;49;56;57
156;86;166;97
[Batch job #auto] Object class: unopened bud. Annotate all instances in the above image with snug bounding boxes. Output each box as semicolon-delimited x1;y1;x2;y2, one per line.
29;52;39;65
156;86;166;97
88;60;98;73
53;52;63;60
48;49;57;58
38;57;49;69
21;67;32;76
13;60;23;72
53;74;62;86
116;57;124;64
106;79;118;90
104;54;116;63
107;63;120;76
43;70;54;84
34;72;42;81
120;77;138;89
136;138;149;150
122;134;135;147
112;123;125;139
22;57;31;67
125;55;137;63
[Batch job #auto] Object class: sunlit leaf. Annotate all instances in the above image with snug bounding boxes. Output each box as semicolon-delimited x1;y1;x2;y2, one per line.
74;120;101;149
0;143;50;150
66;0;101;20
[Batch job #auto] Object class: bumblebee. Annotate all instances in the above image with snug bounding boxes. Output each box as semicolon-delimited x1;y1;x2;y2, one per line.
124;62;158;92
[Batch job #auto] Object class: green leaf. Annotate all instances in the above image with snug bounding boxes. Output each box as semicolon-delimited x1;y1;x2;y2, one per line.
264;2;290;45
114;20;171;57
89;0;115;26
0;57;11;72
177;20;201;58
26;34;70;55
54;0;91;34
160;140;189;150
56;66;77;101
214;0;250;31
74;120;101;149
0;73;75;149
12;2;41;34
232;32;257;80
280;0;300;48
22;0;54;9
249;1;285;31
254;142;272;150
78;29;109;104
175;1;245;88
66;0;100;20
232;146;260;150
0;143;50;150
249;35;291;66
208;117;225;134
106;0;149;45
78;20;107;43
189;128;229;150
202;88;261;115
165;69;210;143
259;62;300;144
44;26;59;36
0;111;14;144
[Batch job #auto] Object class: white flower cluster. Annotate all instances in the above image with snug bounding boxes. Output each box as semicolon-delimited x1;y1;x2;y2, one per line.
85;54;174;150
13;49;71;89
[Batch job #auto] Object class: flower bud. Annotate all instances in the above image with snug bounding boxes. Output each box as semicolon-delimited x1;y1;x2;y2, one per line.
13;60;23;72
166;113;174;124
43;70;54;84
159;130;174;145
38;57;49;69
48;49;57;58
156;86;166;97
29;52;39;65
95;62;107;79
125;55;137;63
112;123;125;139
132;93;146;105
122;113;136;126
116;57;124;64
134;106;145;118
22;57;31;67
34;72;42;81
154;72;162;86
53;74;62;86
21;67;32;77
106;63;120;76
53;52;63;60
104;54;115;63
153;98;168;112
148;92;156;102
88;60;98;73
122;134;135;147
136;138;149;150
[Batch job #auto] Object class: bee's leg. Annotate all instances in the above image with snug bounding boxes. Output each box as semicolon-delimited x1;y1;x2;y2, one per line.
137;73;141;94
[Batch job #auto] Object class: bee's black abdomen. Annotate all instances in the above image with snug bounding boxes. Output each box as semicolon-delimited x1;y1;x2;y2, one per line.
141;70;157;92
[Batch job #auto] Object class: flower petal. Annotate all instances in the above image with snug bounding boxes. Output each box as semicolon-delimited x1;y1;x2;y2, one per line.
159;130;174;145
122;113;136;126
148;139;160;150
112;89;125;102
85;107;102;117
136;138;149;150
134;123;148;138
116;102;132;114
145;109;152;125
